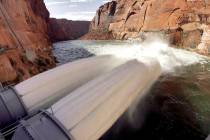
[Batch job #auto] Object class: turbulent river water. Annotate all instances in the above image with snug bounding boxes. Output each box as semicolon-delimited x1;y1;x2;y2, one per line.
53;40;210;140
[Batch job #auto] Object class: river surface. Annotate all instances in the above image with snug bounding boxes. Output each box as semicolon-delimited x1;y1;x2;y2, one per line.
53;40;210;140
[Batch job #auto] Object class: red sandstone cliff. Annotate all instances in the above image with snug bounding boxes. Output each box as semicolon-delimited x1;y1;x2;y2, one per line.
48;18;90;42
0;0;55;85
90;0;210;55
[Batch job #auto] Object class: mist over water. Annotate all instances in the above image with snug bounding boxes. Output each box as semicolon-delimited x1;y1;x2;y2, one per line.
53;40;210;140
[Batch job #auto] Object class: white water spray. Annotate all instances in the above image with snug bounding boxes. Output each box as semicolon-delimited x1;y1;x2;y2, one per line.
63;40;208;73
61;39;209;132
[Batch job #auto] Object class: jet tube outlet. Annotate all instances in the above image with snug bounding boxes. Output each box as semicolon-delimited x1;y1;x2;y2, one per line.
12;59;161;140
0;87;26;128
0;55;125;129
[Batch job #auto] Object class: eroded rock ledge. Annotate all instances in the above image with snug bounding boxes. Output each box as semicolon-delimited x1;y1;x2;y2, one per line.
89;0;210;55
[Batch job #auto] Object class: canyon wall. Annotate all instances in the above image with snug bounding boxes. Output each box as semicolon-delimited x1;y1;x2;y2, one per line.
48;18;90;42
0;0;55;84
90;0;210;55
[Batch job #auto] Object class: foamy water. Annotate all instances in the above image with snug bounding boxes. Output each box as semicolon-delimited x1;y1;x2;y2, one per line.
54;40;209;73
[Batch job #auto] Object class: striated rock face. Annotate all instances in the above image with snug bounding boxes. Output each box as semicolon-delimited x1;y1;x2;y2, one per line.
48;18;90;42
0;0;55;84
90;0;210;55
91;1;117;31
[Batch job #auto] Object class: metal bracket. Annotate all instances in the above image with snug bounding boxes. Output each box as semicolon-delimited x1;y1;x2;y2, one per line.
0;132;5;140
12;111;72;140
0;83;4;92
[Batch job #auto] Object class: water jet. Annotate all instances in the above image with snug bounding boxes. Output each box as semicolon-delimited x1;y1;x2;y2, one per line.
0;55;125;129
11;59;161;140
